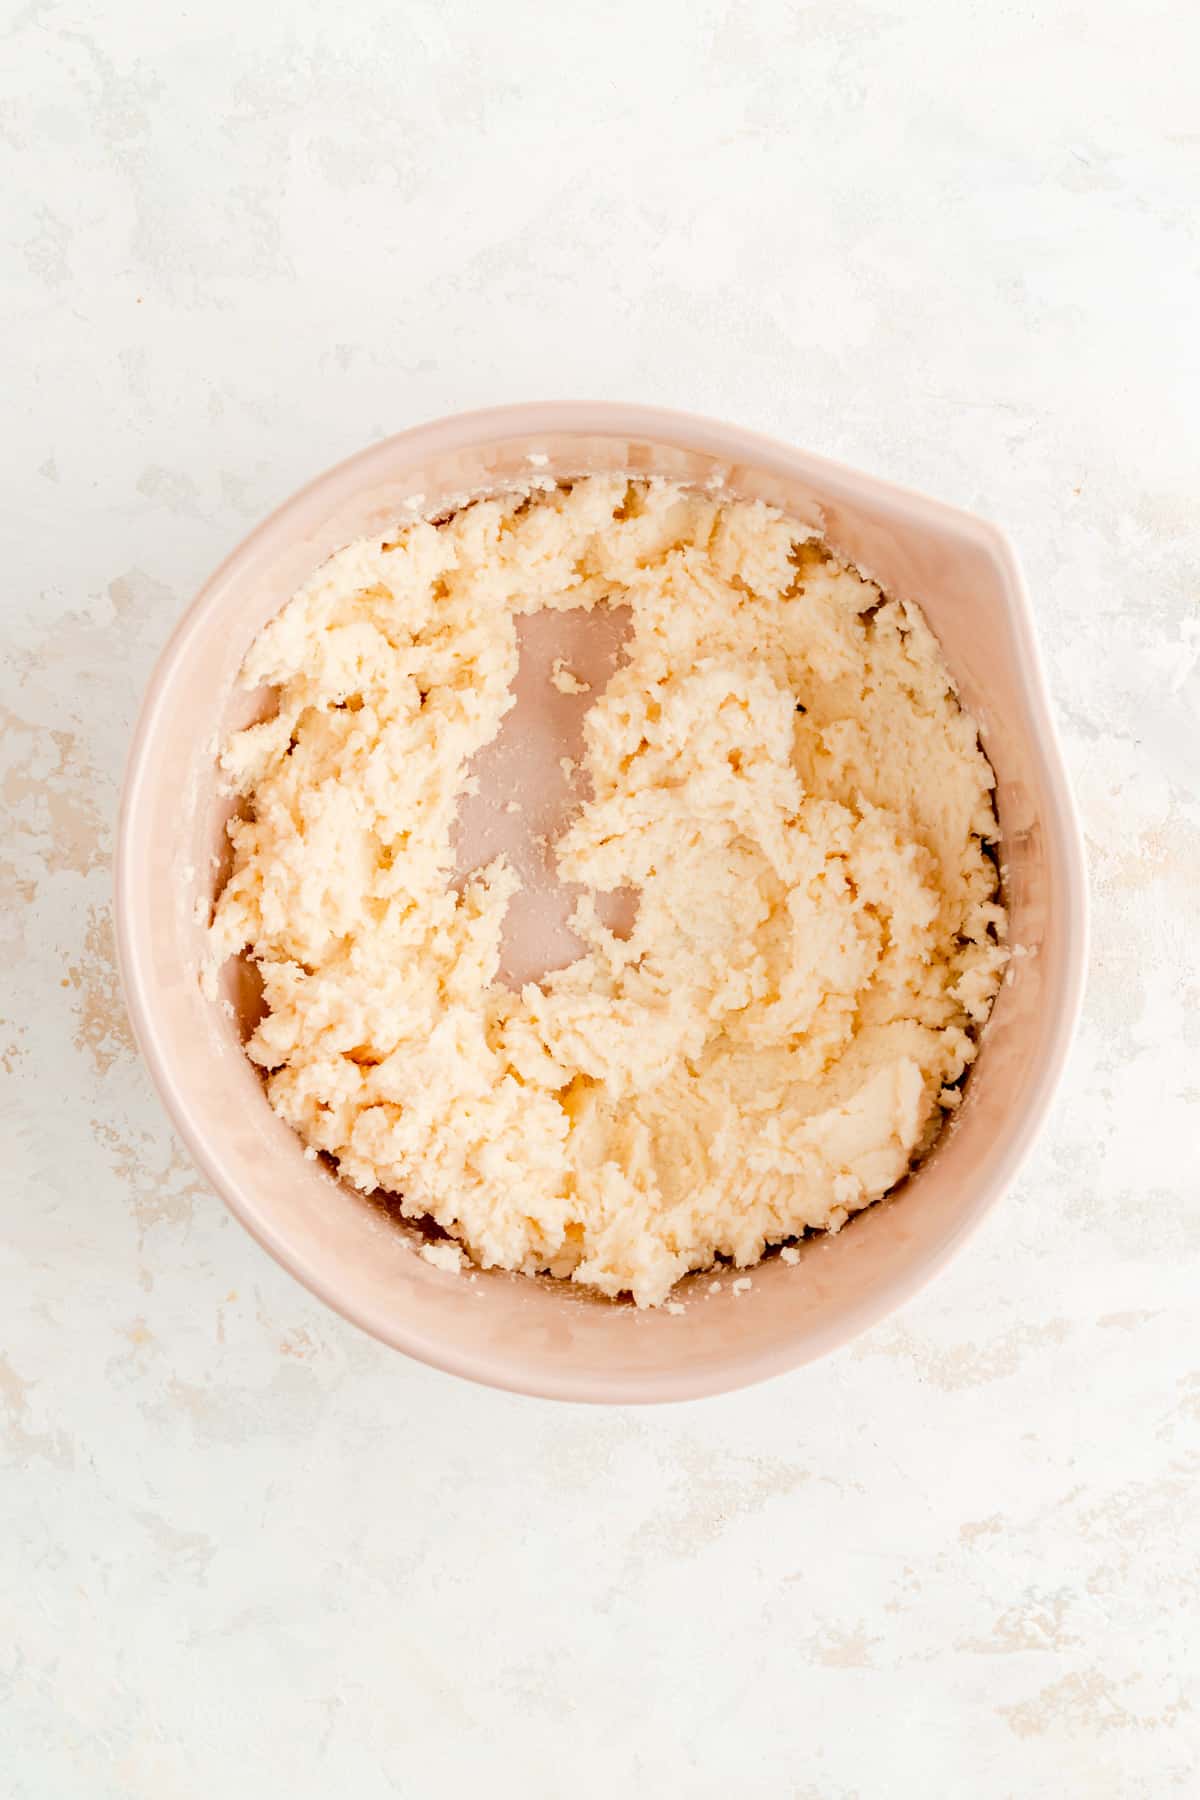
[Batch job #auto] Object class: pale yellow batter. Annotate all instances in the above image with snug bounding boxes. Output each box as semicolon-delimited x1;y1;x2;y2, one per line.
206;477;1007;1306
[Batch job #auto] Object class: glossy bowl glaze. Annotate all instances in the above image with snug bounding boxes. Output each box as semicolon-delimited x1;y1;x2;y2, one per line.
114;403;1087;1402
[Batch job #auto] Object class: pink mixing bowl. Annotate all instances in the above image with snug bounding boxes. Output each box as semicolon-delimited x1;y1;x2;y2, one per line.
114;403;1088;1402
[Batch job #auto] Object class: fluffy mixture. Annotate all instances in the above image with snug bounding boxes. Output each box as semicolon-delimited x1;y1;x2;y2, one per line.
206;477;1007;1306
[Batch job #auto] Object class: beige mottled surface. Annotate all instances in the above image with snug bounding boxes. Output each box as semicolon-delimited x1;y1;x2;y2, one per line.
2;2;1197;1795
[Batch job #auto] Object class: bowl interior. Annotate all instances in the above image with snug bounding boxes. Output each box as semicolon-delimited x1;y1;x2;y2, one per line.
117;407;1084;1401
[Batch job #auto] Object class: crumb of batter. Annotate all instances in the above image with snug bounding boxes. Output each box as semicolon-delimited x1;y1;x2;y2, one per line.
420;1241;464;1274
205;477;1008;1308
550;658;590;695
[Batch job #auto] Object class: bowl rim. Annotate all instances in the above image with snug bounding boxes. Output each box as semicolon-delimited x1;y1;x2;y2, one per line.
114;401;1089;1402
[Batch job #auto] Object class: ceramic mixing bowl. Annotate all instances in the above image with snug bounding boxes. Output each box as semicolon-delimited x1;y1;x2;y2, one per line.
114;403;1087;1402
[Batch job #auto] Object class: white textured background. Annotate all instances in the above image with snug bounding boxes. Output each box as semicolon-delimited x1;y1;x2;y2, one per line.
3;2;1198;1794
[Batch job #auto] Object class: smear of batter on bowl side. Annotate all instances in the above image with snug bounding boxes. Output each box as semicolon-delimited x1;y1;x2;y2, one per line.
205;477;1008;1307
